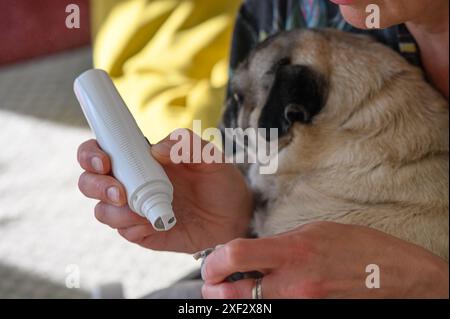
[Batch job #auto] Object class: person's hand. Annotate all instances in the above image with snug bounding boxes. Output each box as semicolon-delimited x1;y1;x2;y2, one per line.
201;222;449;298
77;129;253;253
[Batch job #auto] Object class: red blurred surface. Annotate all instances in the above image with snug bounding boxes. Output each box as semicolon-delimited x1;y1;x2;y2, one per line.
0;0;91;66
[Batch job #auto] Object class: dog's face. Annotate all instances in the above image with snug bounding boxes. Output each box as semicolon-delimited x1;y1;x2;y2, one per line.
223;31;330;143
222;29;424;173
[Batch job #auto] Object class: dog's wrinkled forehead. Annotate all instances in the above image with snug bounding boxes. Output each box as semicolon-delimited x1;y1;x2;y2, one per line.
247;39;290;83
231;38;286;96
233;30;330;91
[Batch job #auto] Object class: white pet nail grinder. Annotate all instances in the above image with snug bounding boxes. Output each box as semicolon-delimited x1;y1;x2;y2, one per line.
74;69;176;231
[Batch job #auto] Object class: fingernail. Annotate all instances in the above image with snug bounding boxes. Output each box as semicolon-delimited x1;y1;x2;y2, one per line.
91;157;103;172
201;264;206;281
106;186;120;203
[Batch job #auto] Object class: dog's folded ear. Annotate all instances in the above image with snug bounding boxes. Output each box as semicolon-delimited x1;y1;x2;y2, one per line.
258;63;327;140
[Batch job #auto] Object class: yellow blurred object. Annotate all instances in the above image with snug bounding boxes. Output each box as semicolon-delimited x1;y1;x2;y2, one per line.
91;0;241;143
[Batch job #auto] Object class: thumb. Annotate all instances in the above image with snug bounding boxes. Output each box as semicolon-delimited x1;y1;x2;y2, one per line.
150;133;178;165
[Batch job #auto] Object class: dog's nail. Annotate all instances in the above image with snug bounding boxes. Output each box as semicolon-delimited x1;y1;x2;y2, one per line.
193;248;214;261
192;251;203;261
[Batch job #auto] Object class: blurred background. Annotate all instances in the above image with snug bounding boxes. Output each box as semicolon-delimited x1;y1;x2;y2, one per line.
0;0;240;298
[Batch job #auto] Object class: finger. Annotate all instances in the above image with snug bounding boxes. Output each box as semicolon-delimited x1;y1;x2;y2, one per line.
94;202;148;229
202;276;280;299
202;279;254;299
151;129;226;171
77;139;111;174
202;238;286;284
150;133;175;165
78;172;127;206
118;224;157;244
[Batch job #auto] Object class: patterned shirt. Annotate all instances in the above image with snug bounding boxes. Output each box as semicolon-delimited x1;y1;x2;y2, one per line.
228;0;421;78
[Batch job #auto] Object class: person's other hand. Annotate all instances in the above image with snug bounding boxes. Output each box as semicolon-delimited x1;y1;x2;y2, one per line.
202;222;449;298
77;129;253;253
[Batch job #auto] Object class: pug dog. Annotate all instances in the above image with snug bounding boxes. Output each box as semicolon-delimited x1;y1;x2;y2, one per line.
222;29;449;260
